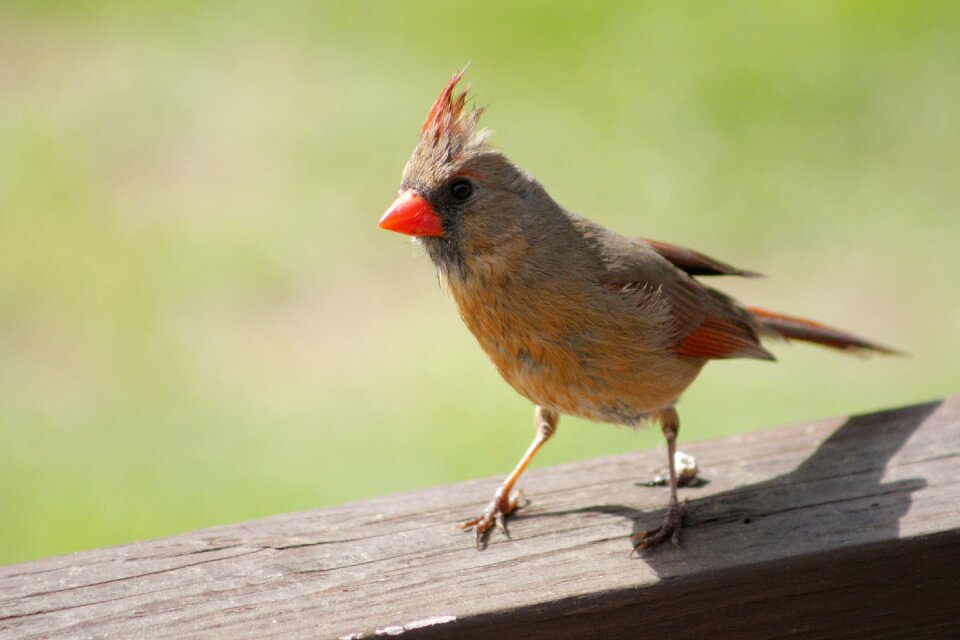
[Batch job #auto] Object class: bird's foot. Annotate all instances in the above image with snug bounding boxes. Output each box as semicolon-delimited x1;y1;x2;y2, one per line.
630;499;688;554
459;488;524;550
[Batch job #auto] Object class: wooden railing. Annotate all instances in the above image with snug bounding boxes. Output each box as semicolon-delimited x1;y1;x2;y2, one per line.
1;397;958;639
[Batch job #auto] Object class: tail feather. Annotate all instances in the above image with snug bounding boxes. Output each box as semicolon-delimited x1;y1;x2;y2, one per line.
747;307;901;355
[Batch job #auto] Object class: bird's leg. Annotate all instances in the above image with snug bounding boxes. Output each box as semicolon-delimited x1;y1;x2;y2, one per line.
631;407;688;552
460;406;559;549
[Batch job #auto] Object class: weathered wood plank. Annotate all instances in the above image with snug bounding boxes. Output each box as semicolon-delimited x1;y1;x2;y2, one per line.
1;397;958;639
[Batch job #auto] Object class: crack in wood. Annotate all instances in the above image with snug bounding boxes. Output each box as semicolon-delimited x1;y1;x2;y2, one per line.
0;547;265;611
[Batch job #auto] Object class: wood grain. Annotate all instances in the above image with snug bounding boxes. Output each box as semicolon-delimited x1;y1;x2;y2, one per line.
1;397;957;639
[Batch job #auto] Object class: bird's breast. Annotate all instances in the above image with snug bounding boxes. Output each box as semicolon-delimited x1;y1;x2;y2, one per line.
444;270;703;425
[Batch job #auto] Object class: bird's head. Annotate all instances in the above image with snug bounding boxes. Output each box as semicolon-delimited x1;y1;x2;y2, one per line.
379;70;545;274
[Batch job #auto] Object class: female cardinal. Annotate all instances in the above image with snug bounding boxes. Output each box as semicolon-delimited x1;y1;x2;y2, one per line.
378;71;896;552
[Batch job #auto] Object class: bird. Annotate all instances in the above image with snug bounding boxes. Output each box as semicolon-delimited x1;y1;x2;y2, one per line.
377;70;897;552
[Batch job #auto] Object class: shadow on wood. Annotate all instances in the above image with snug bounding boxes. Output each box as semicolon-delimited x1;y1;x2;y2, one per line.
526;399;937;559
463;400;945;640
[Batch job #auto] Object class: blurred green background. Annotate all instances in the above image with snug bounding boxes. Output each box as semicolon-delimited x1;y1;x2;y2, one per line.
1;1;958;565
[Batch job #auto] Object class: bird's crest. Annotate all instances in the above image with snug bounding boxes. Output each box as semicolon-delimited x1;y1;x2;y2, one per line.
414;69;489;166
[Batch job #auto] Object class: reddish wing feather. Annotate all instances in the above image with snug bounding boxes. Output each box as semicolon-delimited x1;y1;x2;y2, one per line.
677;314;774;360
644;239;762;278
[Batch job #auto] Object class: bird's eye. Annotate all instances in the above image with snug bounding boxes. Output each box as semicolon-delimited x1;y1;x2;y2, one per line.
449;179;473;202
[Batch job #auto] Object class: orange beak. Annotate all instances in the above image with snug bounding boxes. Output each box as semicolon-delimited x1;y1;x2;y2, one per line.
378;190;444;237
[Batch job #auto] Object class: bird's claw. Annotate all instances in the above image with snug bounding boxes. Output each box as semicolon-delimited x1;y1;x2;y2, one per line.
459;488;524;549
630;499;688;555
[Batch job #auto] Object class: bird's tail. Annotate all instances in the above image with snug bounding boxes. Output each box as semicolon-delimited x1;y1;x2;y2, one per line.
747;307;901;355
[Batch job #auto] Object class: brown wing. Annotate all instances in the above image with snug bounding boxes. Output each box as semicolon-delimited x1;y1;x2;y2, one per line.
641;240;771;358
668;283;774;360
602;268;773;361
584;220;772;361
643;238;763;278
599;244;772;360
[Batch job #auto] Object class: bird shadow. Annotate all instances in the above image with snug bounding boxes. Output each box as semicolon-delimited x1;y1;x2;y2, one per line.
516;400;939;568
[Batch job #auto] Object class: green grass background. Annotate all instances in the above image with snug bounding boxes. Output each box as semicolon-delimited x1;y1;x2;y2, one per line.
1;1;958;565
